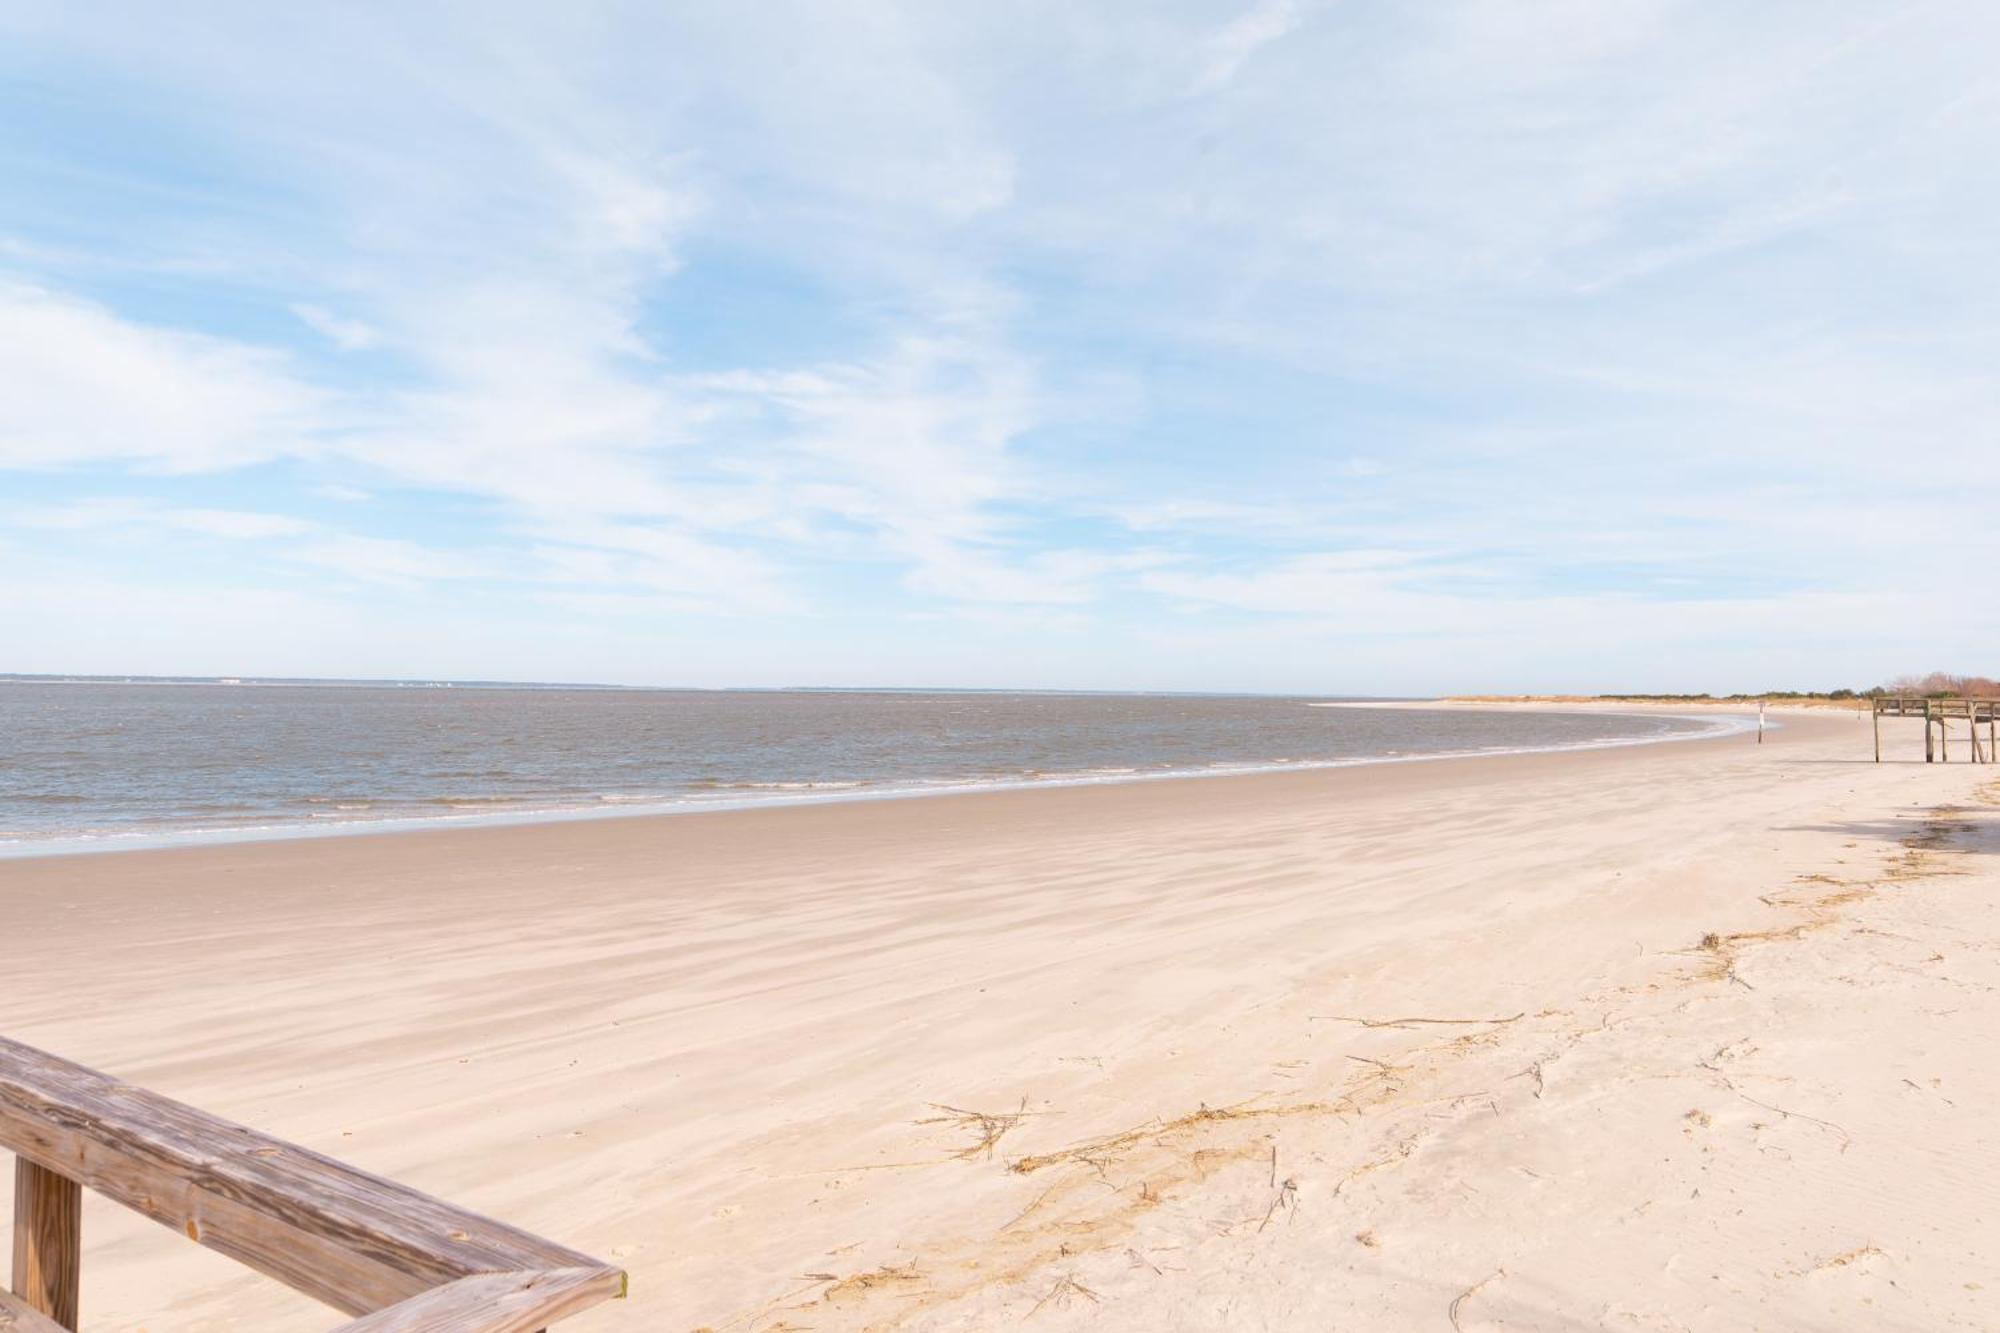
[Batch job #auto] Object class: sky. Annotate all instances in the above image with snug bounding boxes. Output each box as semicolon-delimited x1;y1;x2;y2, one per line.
2;1;1996;694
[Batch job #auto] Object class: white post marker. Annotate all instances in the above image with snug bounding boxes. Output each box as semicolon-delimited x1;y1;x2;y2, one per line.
1758;699;1765;744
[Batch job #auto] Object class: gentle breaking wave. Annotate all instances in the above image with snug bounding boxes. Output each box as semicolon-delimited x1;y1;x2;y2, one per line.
0;684;1744;856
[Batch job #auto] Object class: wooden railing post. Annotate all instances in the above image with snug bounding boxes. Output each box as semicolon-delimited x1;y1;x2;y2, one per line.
12;1157;81;1330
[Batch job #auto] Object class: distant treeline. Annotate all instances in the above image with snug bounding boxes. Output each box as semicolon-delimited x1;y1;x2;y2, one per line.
1877;671;2000;697
1595;671;1999;703
1593;691;1870;702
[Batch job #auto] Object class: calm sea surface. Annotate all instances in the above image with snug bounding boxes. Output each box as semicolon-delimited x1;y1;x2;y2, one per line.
0;684;1723;854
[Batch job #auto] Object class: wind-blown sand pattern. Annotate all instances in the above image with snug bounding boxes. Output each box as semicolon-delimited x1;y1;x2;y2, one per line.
1;707;1994;1329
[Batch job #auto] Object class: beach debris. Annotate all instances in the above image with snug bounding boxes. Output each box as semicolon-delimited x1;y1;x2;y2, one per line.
1448;1267;1507;1332
1009;1098;1269;1175
1331;1131;1421;1197
1026;1275;1099;1316
1694;1043;1851;1150
823;1262;925;1305
1125;1247;1161;1274
1775;1244;1889;1280
1310;1012;1525;1030
917;1097;1052;1161
999;1180;1065;1233
1720;1080;1852;1152
1901;1076;1955;1106
1800;1244;1886;1276
1257;1175;1299;1232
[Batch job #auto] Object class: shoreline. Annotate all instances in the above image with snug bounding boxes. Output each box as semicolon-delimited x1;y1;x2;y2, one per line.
2;707;1992;1329
0;701;1755;860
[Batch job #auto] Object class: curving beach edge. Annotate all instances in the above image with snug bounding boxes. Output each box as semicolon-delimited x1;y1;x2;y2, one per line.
2;704;1993;1329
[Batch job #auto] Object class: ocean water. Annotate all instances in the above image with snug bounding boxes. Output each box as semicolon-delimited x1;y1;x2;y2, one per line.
0;683;1725;855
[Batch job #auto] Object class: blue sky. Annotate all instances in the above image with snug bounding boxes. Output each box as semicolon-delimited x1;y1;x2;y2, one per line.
2;1;1995;693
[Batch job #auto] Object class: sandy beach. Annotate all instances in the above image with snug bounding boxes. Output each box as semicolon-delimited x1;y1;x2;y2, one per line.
3;705;1996;1330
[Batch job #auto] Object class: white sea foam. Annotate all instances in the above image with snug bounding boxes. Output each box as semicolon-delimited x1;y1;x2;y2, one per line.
0;703;1758;859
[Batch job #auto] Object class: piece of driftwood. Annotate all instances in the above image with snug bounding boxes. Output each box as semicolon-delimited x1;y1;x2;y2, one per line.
0;1036;624;1330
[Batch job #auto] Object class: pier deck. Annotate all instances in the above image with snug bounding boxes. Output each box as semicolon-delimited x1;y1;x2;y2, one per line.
1872;696;2000;763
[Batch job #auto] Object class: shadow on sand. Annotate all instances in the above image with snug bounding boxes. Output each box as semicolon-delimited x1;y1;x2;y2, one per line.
1778;807;1999;857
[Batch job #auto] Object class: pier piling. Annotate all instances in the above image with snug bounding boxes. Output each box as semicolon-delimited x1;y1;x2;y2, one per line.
1872;696;1999;764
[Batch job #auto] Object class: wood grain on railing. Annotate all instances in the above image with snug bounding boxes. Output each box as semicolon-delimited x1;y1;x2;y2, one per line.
330;1267;627;1333
0;1036;624;1331
10;1159;78;1328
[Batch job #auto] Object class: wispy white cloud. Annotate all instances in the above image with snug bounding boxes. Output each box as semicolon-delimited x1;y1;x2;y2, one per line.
5;497;489;585
0;281;324;471
684;330;1047;598
14;497;316;540
284;533;490;585
1191;0;1303;95
289;303;379;351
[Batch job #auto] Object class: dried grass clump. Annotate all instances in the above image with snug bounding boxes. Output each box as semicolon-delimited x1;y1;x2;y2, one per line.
1009;1099;1268;1175
917;1097;1054;1161
822;1262;924;1304
1027;1275;1099;1316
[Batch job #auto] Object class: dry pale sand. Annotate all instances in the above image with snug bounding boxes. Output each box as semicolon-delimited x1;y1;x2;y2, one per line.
2;707;1997;1331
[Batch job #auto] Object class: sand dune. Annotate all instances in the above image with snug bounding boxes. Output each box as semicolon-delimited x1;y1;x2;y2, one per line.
2;707;1994;1330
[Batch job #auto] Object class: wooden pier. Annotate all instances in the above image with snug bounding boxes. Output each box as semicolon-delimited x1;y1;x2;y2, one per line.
2;1036;625;1331
1872;696;2000;763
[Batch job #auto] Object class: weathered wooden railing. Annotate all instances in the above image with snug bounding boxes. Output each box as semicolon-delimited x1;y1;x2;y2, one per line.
1;1036;625;1330
1872;696;2000;763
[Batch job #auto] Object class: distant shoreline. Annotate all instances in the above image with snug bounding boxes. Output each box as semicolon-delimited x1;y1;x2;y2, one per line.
0;674;1885;701
1449;692;1871;709
0;675;1392;699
